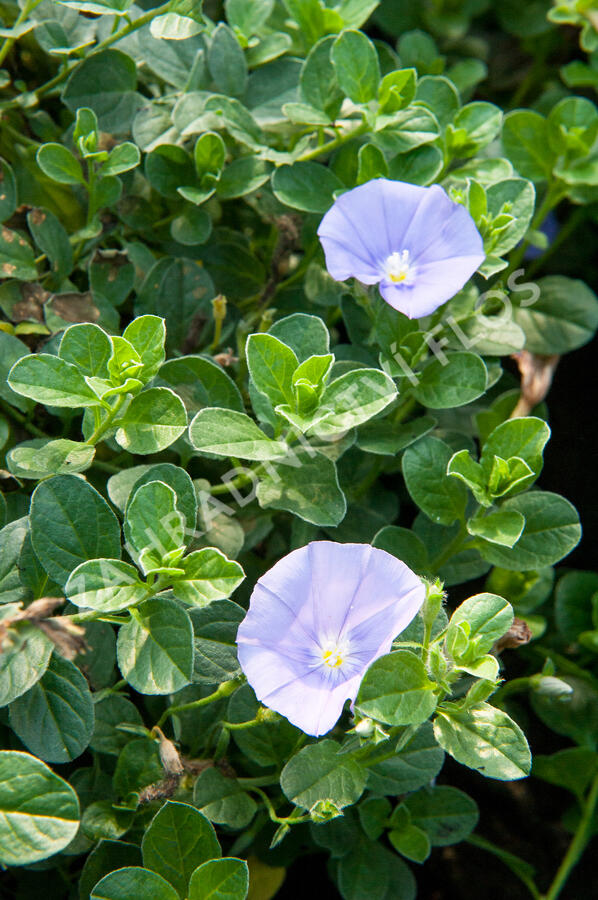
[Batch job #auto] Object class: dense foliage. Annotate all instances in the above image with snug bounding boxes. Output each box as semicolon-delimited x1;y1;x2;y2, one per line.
0;1;598;898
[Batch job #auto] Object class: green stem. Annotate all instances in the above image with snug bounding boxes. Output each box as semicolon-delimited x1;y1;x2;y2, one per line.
0;0;44;66
24;2;170;103
209;471;255;496
467;835;541;900
297;120;368;162
429;523;470;572
69;609;130;624
251;787;311;825
542;772;598;900
155;677;244;729
84;394;127;446
220;716;262;731
492;675;536;706
526;207;585;279
0;396;48;439
505;183;565;276
237;775;279;788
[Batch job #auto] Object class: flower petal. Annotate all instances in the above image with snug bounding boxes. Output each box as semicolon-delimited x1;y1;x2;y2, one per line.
237;541;426;736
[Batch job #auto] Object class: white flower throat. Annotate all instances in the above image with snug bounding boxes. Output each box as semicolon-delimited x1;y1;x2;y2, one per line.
320;637;350;669
384;249;416;285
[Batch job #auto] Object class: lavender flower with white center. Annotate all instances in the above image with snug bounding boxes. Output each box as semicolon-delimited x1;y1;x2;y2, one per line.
236;541;425;736
317;178;485;319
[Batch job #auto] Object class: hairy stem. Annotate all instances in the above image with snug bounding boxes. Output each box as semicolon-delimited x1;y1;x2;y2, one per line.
155;677;245;729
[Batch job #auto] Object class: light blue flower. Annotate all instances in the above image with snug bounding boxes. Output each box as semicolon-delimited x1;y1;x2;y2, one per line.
317;178;485;318
236;541;424;736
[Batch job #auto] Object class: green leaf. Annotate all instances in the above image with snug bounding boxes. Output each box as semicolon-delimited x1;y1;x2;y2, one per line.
122;315;166;381
446;593;513;658
62;49;139;133
256;448;346;526
227;684;301;767
90;695;143;756
27;207;73;285
142;801;221;899
66;559;147;612
299;35;343;116
113;738;163;796
512;275;598;354
189;408;288;460
79;841;142;900
415;74;459;129
0;332;35;413
36;143;84;185
82;800;134;841
124;480;185;571
30;475;121;587
532;747;598;800
338;837;415;900
481;416;550;492
467;509;525;548
367;722;445;795
372;526;428;574
99;142;140;177
0;604;53;707
281;739;366;810
0;158;17;223
146;144;197;199
193;768;257;829
0;750;80;865
269;312;330;361
226;0;273;37
124;464;197;535
356;651;437;726
246;333;298;407
403;785;479;846
378;67;417;114
9;653;94;764
91;868;180;900
158;355;243;416
150;12;203;40
485;178;536;257
171;206;213;245
413;352;487;409
8;353;100;407
7;438;95;479
190;600;244;684
357;143;388;183
434;703;531;780
0;226;36;281
388;820;431;863
388;144;443;185
115;387;187;454
547;95;598;155
447;102;502;156
271;162;344;213
194;132;226;184
217;157;271;199
357;415;436;457
502;110;555;181
331;29;380;103
532;676;598;748
59;323;112;378
208;24;247;98
476;491;581;570
117;597;194;695
311;368;397;437
403;436;467;525
555;570;598;641
173;548;245;607
188;858;249;900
